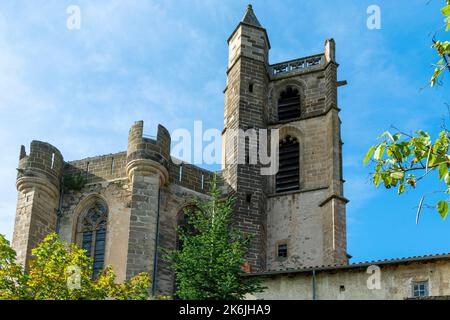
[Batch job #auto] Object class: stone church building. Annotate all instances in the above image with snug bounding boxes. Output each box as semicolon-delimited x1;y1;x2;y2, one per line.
11;5;450;299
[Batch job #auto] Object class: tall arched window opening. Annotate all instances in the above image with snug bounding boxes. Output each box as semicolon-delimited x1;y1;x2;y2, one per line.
276;136;300;193
80;202;108;277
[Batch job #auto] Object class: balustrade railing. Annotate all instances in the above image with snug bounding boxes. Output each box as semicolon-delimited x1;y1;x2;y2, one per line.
270;54;324;76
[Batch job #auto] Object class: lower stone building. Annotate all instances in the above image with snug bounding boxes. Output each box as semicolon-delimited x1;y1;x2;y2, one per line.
248;254;450;300
10;5;449;299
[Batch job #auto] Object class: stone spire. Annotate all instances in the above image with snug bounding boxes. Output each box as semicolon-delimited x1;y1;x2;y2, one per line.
241;4;261;27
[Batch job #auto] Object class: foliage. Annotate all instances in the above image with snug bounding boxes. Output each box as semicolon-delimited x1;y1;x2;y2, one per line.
0;235;28;299
0;233;151;300
64;173;87;191
168;176;265;300
364;130;450;220
431;0;450;86
365;1;450;222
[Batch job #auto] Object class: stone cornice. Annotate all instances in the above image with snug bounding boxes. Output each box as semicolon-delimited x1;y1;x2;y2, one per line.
126;159;169;186
319;194;350;207
16;176;59;199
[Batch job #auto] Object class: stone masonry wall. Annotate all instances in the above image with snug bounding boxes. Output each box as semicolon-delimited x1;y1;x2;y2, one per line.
126;173;160;279
253;258;450;300
266;188;328;271
58;180;132;282
64;152;127;184
154;184;211;296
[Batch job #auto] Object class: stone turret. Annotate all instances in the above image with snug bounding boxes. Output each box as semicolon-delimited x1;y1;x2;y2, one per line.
222;4;270;272
13;141;64;267
125;121;170;279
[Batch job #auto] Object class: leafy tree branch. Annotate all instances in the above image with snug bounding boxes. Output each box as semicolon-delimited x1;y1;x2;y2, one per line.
365;1;450;221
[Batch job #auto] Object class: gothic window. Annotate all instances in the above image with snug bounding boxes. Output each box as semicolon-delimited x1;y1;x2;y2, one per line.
278;87;301;122
81;202;108;277
276;136;300;193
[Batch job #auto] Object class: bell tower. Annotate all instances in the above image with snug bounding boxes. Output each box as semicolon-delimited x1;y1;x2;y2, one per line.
223;5;349;272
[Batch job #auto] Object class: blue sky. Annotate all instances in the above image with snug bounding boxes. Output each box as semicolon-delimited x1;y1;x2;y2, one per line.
0;0;448;263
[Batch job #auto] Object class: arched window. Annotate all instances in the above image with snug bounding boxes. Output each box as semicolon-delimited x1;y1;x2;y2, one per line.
80;202;108;277
276;136;300;193
278;87;300;122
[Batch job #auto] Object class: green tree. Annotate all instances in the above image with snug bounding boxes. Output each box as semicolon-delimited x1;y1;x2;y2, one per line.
168;177;265;300
431;0;450;86
364;1;450;221
0;233;150;300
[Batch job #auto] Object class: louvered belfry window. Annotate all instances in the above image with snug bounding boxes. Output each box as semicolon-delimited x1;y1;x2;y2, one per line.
81;202;108;277
276;136;300;193
278;87;300;122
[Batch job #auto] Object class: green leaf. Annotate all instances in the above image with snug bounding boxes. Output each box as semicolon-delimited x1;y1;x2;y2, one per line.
392;133;401;142
445;173;450;186
382;131;394;142
437;200;449;220
373;173;381;188
431;67;443;86
428;155;437;167
374;144;385;160
398;184;405;195
439;163;448;181
391;171;404;180
382;173;392;188
363;146;375;165
442;5;450;15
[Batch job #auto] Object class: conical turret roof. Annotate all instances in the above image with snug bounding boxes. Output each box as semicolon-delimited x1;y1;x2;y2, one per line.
241;4;261;27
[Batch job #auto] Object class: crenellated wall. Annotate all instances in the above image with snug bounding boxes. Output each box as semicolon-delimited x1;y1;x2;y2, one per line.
13;120;217;286
64;152;127;184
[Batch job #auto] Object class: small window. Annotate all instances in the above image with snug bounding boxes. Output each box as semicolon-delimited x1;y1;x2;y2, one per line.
277;243;288;258
412;281;429;298
51;153;55;169
249;83;254;93
179;164;183;182
86;162;90;178
110;158;115;174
